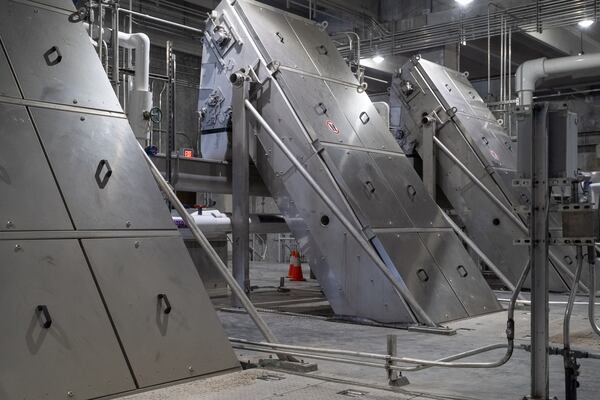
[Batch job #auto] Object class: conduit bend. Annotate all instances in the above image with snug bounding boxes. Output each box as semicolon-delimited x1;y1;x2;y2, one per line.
516;53;600;106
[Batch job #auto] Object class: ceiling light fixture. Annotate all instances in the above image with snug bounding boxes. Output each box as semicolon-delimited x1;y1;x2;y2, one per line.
578;19;594;28
455;0;474;6
372;55;385;63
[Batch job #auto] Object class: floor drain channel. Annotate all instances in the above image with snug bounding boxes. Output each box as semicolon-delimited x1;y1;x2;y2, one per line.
337;389;367;397
256;374;286;381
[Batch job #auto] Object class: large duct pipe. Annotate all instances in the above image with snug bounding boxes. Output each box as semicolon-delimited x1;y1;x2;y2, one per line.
516;53;600;106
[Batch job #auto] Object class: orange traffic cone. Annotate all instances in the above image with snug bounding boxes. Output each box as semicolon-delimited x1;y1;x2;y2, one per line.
287;249;298;278
289;250;305;281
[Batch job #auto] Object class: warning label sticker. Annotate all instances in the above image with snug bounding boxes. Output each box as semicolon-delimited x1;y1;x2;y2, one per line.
326;120;340;135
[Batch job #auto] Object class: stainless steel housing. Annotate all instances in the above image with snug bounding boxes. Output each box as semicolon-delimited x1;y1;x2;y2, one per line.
199;0;501;325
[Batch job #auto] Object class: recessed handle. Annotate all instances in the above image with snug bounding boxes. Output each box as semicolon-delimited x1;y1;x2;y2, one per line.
365;180;376;194
36;305;52;329
43;46;62;66
95;159;113;188
158;293;172;314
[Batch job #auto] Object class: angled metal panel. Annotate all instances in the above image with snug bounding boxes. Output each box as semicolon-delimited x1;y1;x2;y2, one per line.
0;239;135;400
0;0;122;112
0;104;72;231
376;233;468;323
324;146;413;229
82;236;240;387
419;232;502;316
30;108;175;231
0;42;20;98
369;152;446;228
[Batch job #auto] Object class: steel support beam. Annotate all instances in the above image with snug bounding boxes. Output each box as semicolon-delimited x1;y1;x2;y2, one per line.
232;78;251;302
528;103;550;399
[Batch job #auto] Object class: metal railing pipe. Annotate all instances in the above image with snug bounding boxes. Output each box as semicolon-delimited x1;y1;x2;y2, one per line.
138;143;284;354
244;99;436;327
588;256;600;336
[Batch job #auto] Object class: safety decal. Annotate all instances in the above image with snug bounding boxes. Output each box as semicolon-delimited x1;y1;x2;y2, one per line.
326;120;340;135
489;149;499;161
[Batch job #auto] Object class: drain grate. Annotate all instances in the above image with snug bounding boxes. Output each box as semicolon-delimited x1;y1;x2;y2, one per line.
337;389;367;397
256;374;286;381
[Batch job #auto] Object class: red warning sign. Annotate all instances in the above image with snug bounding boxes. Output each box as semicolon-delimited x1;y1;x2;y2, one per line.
325;120;340;135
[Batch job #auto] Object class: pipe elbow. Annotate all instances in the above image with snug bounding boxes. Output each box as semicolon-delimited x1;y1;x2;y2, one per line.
516;57;547;94
515;57;546;106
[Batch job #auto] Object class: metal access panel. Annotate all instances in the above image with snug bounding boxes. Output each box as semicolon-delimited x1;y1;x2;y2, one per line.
0;43;20;98
0;103;72;231
396;58;571;291
0;0;122;112
0;239;135;400
200;0;501;324
30;108;175;231
82;236;240;387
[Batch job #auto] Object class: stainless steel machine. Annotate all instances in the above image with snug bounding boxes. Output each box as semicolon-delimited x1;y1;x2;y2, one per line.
199;0;501;325
393;57;586;292
0;0;239;398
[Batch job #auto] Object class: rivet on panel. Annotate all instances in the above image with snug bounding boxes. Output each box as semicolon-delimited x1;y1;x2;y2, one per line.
134;241;140;248
6;221;14;229
72;99;78;104
14;244;22;252
67;391;74;398
80;116;85;121
126;221;132;228
188;365;194;373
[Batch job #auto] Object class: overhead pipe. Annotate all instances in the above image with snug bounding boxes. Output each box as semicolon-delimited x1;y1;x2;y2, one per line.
516;52;600;106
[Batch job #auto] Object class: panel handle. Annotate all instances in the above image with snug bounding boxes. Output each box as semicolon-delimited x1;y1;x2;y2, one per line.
36;305;52;329
365;180;376;194
43;46;62;66
95;159;113;188
157;293;172;314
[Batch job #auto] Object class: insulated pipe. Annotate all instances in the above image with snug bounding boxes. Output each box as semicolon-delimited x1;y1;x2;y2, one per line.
117;31;150;91
244;100;435;327
138;143;288;360
516;53;600;106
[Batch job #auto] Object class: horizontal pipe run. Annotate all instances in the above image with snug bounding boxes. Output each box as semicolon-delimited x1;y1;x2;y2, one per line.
118;8;204;34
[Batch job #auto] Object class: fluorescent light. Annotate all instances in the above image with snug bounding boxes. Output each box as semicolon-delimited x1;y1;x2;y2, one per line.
455;0;474;6
578;19;594;28
372;55;385;63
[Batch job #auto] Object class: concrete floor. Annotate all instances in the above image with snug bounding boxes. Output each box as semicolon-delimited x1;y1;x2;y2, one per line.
123;262;600;400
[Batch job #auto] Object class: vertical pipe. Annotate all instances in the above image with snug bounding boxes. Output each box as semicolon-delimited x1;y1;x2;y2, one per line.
589;252;600;335
166;41;175;183
487;6;491;96
508;26;512;137
232;78;251;302
111;4;119;98
500;16;504;103
98;1;104;70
